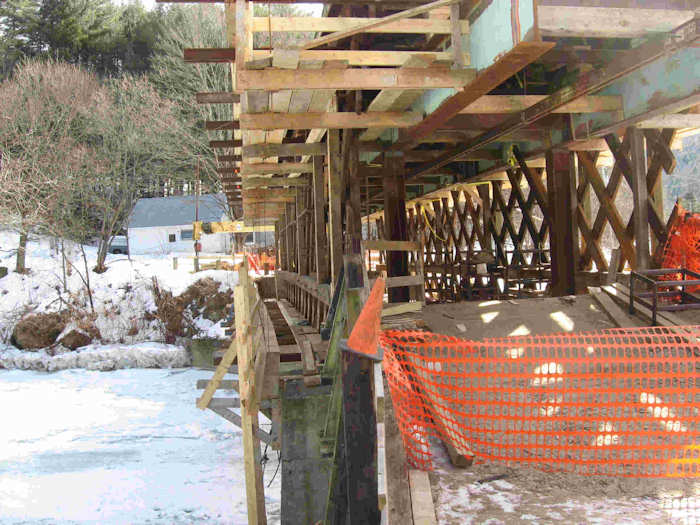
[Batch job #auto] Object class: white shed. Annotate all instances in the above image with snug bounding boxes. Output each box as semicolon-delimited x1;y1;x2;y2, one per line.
127;194;231;255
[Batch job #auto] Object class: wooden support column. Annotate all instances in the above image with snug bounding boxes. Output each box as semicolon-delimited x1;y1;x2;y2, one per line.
345;130;362;254
285;203;295;272
328;128;344;289
546;149;577;296
275;220;282;271
383;152;410;303
296;186;308;275
341;254;379;525
313;155;330;284
628;127;651;270
477;184;492;253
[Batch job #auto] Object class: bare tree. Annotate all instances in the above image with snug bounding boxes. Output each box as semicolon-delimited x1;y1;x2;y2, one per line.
0;59;100;273
87;74;202;273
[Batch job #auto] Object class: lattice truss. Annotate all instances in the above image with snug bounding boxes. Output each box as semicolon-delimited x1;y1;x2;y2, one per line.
365;129;678;300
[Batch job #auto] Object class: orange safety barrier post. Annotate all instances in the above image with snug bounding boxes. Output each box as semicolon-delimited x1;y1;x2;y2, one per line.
381;326;700;477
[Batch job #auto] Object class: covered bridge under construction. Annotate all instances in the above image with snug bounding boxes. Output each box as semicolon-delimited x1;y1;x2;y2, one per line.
166;0;700;523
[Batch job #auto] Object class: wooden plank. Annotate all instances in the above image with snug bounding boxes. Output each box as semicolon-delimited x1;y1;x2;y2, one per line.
210;139;242;149
363;240;420;252
240;162;313;175
205;120;239;131
589;286;643;328
408;470;438;525
196;92;239;104
196;379;238;390
196;339;238;409
360;54;437;142
251;15;468;35
237;67;475;91
607;247;621;285
460;95;622;114
384;274;424;288
240;111;422;130
252;49;453;67
241;176;309;189
208;398;272;409
636;114;700;129
300;340;316;377
209;407;275;446
381;301;422;317
184;48;235;63
538;6;695;38
302;0;462;50
399;41;554;151
217;155;241;162
242;142;326;158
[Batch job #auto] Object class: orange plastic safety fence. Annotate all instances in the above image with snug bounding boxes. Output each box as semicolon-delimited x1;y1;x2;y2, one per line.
661;204;700;292
380;326;700;477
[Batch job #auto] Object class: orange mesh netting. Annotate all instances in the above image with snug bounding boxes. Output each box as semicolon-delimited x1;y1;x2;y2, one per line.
380;326;700;477
660;204;700;292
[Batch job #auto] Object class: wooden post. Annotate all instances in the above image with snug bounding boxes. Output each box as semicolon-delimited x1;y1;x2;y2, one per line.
285;203;294;272
383;152;410;303
296;186;307;275
235;262;267;525
477;184;492;253
577;156;593;270
313;155;330;284
628;127;651;270
546;149;577;296
346;130;362;254
328;128;344;288
341;254;379;525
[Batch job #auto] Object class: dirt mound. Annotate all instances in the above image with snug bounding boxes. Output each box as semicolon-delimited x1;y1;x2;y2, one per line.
58;319;100;350
11;312;68;350
151;278;233;343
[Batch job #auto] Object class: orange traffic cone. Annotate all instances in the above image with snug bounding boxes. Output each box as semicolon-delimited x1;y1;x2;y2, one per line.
344;277;385;361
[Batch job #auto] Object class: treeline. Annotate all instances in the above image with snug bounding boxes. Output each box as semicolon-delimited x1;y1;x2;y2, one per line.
0;0;301;273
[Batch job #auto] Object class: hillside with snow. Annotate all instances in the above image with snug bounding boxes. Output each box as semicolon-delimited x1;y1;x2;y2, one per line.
0;231;241;370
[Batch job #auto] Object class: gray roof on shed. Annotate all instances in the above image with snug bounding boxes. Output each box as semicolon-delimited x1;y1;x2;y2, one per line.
128;194;226;229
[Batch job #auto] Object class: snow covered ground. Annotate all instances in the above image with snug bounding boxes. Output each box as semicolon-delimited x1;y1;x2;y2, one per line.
0;368;280;524
0;231;241;352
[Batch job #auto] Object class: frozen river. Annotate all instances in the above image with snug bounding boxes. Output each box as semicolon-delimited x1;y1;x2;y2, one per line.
0;368;280;524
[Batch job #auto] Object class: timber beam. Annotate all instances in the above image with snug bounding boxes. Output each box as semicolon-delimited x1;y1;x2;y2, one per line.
184;48;236;63
240;112;422;131
397;41;555;151
241;162;313;176
237;68;476;91
196;92;240;104
205;121;239;131
409;17;699;179
210;140;242;149
242;177;309;189
242;142;326;158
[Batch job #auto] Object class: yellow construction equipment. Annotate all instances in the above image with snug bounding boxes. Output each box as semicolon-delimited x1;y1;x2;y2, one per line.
193;220;275;240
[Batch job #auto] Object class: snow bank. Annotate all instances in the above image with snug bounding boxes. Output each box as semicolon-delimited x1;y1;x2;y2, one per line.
0;342;190;372
0;231;240;348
